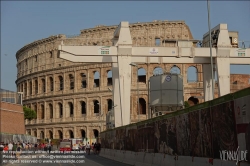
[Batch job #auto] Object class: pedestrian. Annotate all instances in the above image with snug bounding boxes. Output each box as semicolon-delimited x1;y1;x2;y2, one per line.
86;142;90;155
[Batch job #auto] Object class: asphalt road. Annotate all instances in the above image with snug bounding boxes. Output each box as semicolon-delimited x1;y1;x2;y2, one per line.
1;151;132;166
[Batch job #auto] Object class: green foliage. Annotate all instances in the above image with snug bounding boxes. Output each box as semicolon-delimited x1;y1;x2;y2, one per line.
23;106;37;120
184;101;190;108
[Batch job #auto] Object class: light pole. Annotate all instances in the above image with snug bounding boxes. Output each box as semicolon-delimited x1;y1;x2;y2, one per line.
17;92;23;105
129;63;140;122
207;0;215;100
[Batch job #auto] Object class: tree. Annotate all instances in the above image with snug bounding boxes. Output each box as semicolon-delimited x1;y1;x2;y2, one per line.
23;106;37;120
184;101;190;108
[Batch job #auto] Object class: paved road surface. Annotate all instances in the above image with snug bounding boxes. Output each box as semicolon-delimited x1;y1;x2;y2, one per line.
1;151;132;166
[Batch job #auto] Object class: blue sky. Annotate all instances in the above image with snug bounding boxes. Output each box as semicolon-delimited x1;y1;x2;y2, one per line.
1;1;250;91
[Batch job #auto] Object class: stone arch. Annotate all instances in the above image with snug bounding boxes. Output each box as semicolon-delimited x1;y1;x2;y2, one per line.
170;65;181;74
93;129;99;138
58;102;63;118
24;82;27;96
27;130;31;135
155;38;161;46
81;129;86;139
94;71;100;87
40;131;44;139
107;70;112;86
49;103;53;119
29;81;32;95
107;99;112;112
65;130;74;139
80;73;87;88
40;104;45;119
138;68;146;84
49;77;53;91
35;79;38;94
187;66;198;82
69;74;74;90
93;100;99;113
58;75;64;90
139;98;146;114
33;104;37;118
41;78;46;93
57;130;63;139
153;67;163;75
34;131;37;137
48;130;53;139
68;102;74;117
81;101;86;114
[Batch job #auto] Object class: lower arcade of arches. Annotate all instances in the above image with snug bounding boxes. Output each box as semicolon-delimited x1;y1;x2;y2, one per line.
26;124;102;143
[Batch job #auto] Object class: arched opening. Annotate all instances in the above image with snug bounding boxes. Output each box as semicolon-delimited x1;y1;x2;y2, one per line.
40;131;44;139
81;130;86;139
93;129;99;138
58;103;63;118
20;84;23;93
155;38;161;46
69;102;74;117
93;100;99;113
170;65;181;74
34;131;37;137
69;130;74;139
187;66;198;82
49;77;53;91
139;98;146;114
24;83;27;96
94;71;100;87
49;130;53;139
138;68;146;84
34;105;37;119
41;104;45;119
107;70;112;86
107;99;113;111
41;79;46;93
49;104;53;119
81;101;86;114
81;73;87;88
59;76;64;90
58;130;63;139
35;80;38;94
69;74;74;90
27;130;31;135
153;67;163;75
29;81;32;95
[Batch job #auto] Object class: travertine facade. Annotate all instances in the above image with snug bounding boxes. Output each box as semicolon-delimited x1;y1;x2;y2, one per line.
15;20;250;141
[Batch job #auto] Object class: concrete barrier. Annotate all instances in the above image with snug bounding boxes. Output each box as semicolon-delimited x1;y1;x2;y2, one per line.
99;148;249;166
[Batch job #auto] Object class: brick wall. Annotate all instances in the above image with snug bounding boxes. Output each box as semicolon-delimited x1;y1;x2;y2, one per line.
0;102;25;134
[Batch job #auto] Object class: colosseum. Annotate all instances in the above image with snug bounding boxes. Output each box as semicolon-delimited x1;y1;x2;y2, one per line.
16;20;250;142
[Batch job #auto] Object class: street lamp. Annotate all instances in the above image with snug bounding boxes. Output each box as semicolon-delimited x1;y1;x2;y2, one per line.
129;63;140;122
207;0;215;100
17;92;23;105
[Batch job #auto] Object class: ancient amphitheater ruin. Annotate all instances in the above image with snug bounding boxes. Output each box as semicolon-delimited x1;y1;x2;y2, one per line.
15;20;250;142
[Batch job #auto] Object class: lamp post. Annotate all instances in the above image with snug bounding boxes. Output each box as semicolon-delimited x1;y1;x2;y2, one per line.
207;0;215;100
17;92;23;105
129;63;140;122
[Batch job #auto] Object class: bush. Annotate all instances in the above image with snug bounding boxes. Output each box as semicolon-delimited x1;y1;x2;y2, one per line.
23;106;37;120
184;101;190;108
